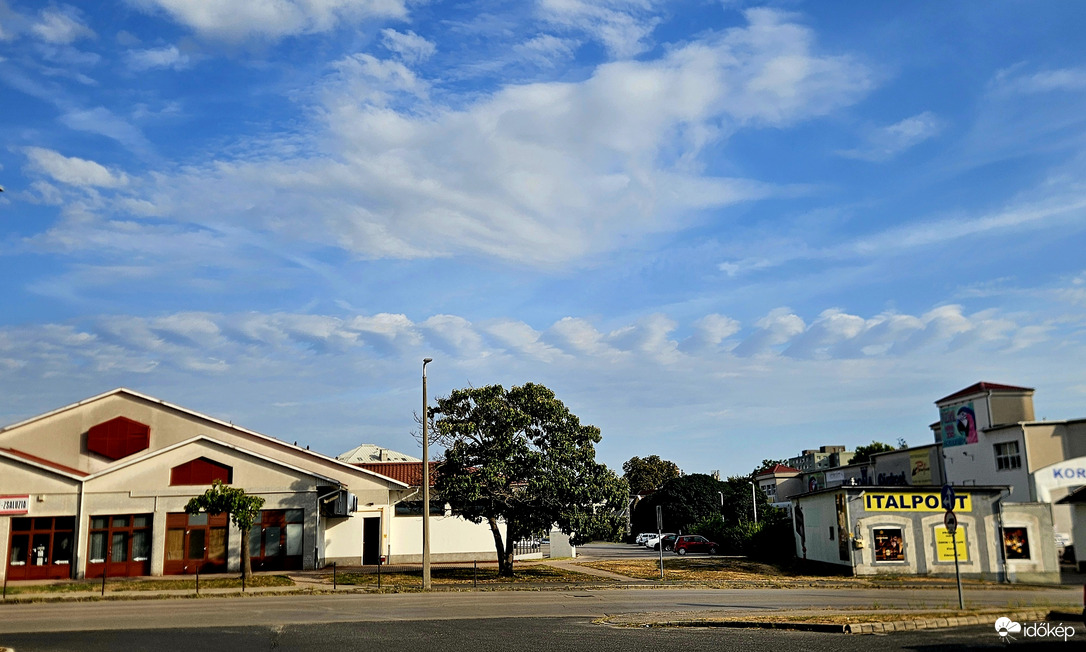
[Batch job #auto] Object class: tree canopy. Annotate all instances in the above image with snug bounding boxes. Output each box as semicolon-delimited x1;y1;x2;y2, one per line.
185;479;265;578
851;441;897;464
632;473;767;535
432;383;627;576
622;455;682;495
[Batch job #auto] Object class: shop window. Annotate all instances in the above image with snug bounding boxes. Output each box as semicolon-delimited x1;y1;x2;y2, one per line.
87;417;150;460
395;500;445;516
86;513;153;577
873;527;905;562
170;457;232;485
994;441;1021;471
1003;527;1031;560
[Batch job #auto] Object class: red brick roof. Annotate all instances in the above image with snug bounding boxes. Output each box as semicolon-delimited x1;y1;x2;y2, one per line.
0;447;89;477
754;464;801;477
354;461;437;487
936;382;1034;404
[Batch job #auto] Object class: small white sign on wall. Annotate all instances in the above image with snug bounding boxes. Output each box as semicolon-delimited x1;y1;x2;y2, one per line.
0;495;30;515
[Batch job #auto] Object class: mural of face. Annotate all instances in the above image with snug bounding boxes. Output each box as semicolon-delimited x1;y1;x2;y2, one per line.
956;406;978;444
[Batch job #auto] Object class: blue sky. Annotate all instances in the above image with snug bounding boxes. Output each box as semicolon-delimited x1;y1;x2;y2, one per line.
2;1;1084;478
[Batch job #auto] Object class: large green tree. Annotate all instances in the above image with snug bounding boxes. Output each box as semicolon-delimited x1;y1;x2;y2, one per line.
432;383;627;577
632;474;766;535
185;479;265;579
851;441;897;464
622;455;682;495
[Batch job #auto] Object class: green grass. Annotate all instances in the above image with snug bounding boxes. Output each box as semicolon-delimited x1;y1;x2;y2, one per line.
3;574;294;595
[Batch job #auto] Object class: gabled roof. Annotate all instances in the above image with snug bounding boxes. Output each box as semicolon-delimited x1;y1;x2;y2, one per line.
0;388;409;488
354;461;437;487
84;436;343;485
337;444;420;464
936;382;1034;405
0;447;88;479
755;464;801;477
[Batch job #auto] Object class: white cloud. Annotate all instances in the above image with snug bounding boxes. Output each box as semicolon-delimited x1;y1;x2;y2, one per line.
537;0;662;59
514;34;578;68
23;147;129;188
992;65;1086;95
838;111;943;161
57;107;153;154
126;45;190;71
732;307;805;357
380;29;435;63
128;0;408;41
31;5;95;44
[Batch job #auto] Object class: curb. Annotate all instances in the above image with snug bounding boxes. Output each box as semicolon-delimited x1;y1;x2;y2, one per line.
615;609;1063;635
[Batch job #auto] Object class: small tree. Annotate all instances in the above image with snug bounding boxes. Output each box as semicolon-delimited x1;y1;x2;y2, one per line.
185;479;265;579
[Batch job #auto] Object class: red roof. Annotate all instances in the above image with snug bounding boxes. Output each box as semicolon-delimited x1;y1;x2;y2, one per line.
936;382;1034;404
755;464;801;477
355;461;437;487
0;447;89;477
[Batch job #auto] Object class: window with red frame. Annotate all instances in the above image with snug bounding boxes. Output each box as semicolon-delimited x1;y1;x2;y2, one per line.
170;457;232;485
86;417;150;460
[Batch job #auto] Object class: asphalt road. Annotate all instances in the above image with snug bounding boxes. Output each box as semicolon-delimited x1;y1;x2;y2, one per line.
0;584;1078;634
0;617;1077;651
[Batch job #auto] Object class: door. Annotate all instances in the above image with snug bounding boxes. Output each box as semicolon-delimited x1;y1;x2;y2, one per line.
164;512;228;574
248;509;304;571
362;516;381;565
6;517;74;580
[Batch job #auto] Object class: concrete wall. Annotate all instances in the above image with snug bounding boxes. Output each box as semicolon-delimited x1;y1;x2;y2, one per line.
388;509;504;563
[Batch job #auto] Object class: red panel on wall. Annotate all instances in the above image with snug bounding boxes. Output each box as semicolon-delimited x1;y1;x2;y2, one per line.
86;417;150;460
170;458;232;485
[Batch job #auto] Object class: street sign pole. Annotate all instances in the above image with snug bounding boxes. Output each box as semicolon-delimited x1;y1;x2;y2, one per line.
945;508;964;610
657;505;664;580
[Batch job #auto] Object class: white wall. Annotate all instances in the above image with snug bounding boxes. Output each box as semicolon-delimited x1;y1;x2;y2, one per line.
388;511;503;563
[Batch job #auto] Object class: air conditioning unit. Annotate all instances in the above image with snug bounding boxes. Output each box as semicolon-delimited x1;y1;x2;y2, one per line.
320;488;358;517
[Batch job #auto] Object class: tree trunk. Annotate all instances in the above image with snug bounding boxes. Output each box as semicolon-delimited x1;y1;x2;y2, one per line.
488;517;513;577
240;526;253;579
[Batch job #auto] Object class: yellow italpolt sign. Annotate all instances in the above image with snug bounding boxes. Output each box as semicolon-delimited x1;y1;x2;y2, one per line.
935;526;969;562
863;492;972;512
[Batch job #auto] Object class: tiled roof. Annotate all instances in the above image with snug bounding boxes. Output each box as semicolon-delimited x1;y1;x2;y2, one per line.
354;461;437;486
754;464;801;477
936;382;1034;404
0;447;89;477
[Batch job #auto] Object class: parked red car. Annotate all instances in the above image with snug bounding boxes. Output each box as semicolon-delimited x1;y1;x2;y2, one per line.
672;534;719;555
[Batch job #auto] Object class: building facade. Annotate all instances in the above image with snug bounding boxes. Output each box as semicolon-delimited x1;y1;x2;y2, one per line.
1;389;499;582
791;485;1059;583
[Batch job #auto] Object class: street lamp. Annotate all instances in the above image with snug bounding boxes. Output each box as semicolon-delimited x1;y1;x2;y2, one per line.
422;357;433;590
749;481;758;525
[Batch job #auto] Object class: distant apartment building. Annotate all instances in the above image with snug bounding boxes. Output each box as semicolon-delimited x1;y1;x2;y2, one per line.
787;445;855;472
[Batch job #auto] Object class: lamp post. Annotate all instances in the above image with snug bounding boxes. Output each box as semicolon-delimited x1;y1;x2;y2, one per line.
422;357;433;590
749;481;758;525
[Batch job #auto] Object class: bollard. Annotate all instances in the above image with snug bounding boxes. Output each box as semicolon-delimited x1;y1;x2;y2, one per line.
101;570;107;597
3;572;7;600
196;568;200;595
333;562;337;590
377;558;382;590
242;572;246;592
473;560;477;589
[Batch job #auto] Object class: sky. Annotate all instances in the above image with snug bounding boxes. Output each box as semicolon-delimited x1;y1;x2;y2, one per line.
1;1;1084;479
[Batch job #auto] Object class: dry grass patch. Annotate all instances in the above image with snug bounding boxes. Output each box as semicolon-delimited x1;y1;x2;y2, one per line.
330;562;606;588
578;558;824;585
